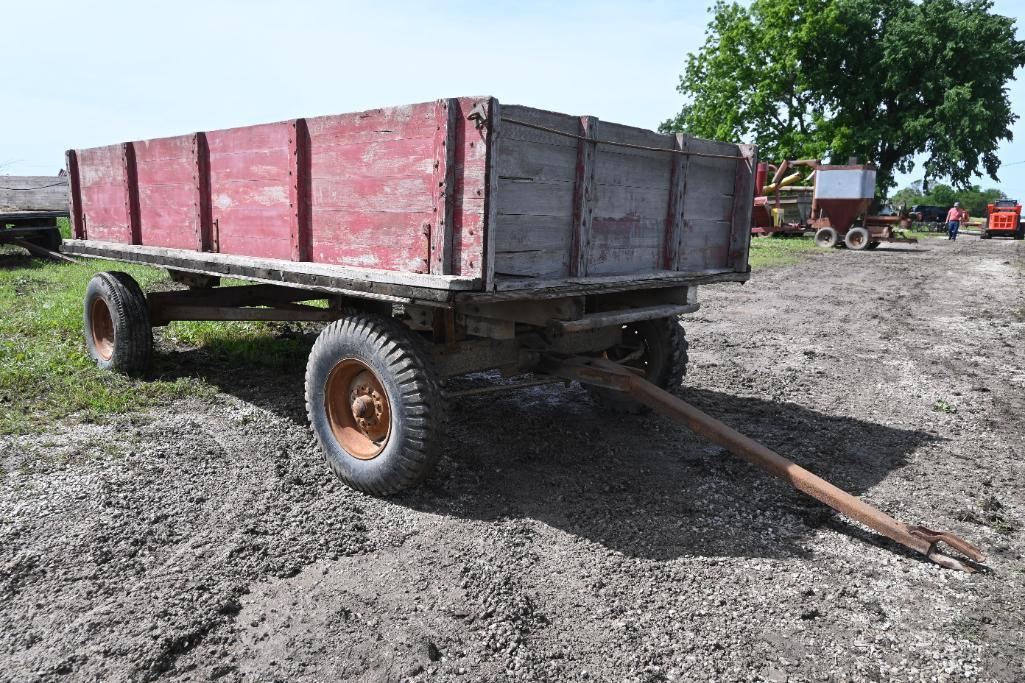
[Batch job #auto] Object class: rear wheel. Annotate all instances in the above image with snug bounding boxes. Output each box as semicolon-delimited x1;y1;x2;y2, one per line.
305;314;443;495
586;318;688;414
83;272;153;374
814;227;839;249
844;227;871;251
980;230;991;239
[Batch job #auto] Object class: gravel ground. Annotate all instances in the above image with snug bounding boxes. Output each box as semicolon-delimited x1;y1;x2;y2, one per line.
1;237;1023;682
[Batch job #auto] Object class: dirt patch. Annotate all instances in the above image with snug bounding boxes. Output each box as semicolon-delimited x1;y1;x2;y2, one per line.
1;238;1024;681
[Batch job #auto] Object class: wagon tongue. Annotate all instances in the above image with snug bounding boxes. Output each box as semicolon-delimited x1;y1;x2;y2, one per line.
540;355;985;573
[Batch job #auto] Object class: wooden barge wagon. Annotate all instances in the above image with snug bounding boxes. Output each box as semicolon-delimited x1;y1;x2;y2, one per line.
63;96;755;492
60;96;984;571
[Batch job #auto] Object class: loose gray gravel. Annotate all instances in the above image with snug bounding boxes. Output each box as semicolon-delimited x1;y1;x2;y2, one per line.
1;237;1023;682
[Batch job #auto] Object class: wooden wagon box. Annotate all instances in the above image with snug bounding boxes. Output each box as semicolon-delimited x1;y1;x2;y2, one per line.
64;97;755;302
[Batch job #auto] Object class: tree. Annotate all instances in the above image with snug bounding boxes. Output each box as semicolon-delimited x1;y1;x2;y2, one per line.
662;0;1025;195
889;182;1005;215
889;186;923;208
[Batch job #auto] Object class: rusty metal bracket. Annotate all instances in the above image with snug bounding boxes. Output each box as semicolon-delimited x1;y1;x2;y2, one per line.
467;102;489;131
539;355;985;573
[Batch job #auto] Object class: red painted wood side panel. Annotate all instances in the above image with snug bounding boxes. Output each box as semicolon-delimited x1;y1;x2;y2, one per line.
206;122;296;260
70;98;490;277
306;103;438;273
76;144;132;243
133;134;202;250
305;103;437;145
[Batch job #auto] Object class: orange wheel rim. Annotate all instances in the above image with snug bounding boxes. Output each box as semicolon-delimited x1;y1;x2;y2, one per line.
324;359;391;460
90;297;115;361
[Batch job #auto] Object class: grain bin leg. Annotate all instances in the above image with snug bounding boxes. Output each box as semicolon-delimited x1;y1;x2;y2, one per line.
540;356;985;572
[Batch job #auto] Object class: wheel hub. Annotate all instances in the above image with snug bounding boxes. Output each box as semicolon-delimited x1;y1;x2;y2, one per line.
90;297;115;361
325;360;391;460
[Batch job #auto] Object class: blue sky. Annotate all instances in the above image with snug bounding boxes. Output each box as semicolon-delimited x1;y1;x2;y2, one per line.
3;0;1024;195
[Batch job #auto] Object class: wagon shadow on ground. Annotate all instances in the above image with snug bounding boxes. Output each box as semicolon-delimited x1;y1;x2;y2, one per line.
412;381;939;563
161;341;940;563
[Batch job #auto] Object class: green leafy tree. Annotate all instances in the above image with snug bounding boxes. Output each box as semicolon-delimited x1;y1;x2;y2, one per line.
890;182;1005;215
662;0;1025;195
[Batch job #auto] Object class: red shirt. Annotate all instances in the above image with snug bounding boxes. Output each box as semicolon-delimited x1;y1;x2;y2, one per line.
946;207;965;222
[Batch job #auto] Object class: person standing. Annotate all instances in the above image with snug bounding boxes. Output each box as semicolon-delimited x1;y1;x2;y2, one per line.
946;202;967;240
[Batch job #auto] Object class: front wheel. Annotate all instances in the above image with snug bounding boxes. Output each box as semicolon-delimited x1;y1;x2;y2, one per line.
814;227;839;249
305;315;443;495
83;272;153;374
586;318;688;414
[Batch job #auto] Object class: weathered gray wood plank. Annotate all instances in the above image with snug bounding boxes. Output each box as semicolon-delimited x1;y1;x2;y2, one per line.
0;176;69;212
496;137;577;183
494;249;570;279
493;214;572;252
62;239;479;295
479;269;749;300
676;219;733;271
593;149;673;188
569;116;598;276
663;134;688;269
728;144;757;271
587;245;661;276
496;178;574;217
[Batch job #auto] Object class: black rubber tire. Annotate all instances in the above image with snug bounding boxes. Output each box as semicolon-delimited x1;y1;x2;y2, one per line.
844;227;871;251
1014;227;1024;240
26;227;62;253
305;314;443;495
585;317;688;414
814;227;839;249
83;271;153;374
980;230;991;239
866;240;881;250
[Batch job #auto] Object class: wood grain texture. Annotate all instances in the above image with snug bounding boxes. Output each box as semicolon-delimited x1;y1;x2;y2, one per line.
570;116;598;277
480;97;501;289
133;134;203;250
206;121;296;260
65;152;84;238
0;176;68;212
663;134;688;269
62;239;479;295
75;144;133;243
430;98;458;275
728;144;757;271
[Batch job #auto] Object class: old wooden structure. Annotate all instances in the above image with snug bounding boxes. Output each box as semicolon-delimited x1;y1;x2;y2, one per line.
64;96;758;492
0;175;68;256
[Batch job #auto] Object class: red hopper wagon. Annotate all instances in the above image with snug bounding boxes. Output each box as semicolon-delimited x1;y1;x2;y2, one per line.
62;96;981;571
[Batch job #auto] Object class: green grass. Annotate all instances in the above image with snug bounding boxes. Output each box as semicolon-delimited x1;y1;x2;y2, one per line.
0;249;209;433
748;235;822;268
0;221;319;434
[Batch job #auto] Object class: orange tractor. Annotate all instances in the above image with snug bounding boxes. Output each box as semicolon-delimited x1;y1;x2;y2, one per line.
980;199;1024;240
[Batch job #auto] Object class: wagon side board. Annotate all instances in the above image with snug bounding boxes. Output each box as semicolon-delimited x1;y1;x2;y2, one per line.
65;96;754;297
489;104;755;290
